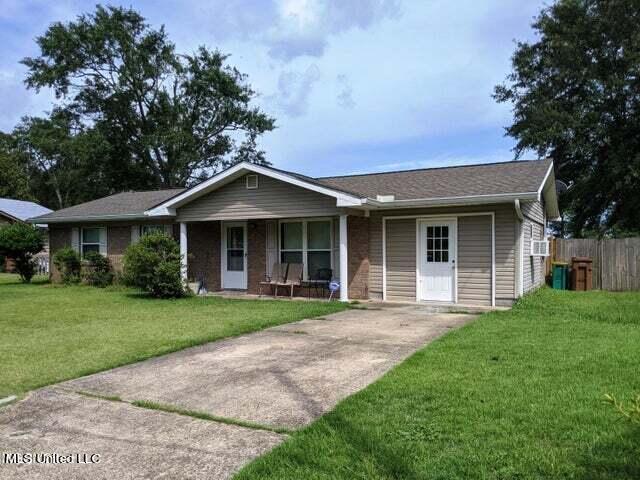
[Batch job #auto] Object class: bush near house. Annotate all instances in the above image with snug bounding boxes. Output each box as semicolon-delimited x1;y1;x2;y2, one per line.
52;247;81;284
81;251;114;287
0;223;44;283
123;233;185;298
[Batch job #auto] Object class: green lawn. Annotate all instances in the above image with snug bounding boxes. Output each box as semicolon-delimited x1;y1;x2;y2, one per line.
0;273;348;398
236;288;640;480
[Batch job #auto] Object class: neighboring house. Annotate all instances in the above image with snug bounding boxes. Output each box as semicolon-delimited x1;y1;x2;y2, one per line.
30;159;558;306
0;198;52;272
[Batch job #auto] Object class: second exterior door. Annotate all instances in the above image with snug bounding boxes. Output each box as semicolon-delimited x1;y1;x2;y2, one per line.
222;222;247;289
419;219;456;302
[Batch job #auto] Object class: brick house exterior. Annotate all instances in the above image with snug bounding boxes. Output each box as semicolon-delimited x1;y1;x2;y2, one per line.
32;160;559;304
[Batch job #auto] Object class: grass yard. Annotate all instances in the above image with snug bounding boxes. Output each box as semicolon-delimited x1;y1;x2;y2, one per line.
236;288;640;480
0;273;348;398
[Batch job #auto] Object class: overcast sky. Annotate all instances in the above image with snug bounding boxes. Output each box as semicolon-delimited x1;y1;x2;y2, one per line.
0;0;546;177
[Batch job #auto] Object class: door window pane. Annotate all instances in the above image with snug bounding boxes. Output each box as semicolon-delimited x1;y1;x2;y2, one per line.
227;250;244;271
281;222;303;250
308;251;331;279
307;221;331;249
227;227;244;249
281;251;303;264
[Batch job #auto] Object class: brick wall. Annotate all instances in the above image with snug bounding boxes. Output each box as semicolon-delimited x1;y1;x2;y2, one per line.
187;221;221;291
347;216;370;300
247;220;266;294
107;226;130;272
49;226;72;282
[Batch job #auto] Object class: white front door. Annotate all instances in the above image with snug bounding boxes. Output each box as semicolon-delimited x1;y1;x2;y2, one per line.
222;222;247;289
419;219;456;302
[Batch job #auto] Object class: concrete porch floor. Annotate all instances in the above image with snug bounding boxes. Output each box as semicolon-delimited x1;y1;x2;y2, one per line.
204;289;508;314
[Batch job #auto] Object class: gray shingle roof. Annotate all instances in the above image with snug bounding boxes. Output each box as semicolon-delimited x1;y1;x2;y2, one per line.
29;159;553;222
315;159;552;200
30;189;184;222
0;198;52;222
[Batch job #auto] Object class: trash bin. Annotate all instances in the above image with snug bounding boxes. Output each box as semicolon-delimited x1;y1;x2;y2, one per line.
552;262;569;290
571;257;593;291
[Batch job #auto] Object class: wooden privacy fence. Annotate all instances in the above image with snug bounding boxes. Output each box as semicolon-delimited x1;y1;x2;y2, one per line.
546;237;640;291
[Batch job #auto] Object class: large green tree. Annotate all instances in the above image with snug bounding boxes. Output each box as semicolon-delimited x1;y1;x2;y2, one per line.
0;133;32;201
21;4;274;191
12;109;110;209
494;0;640;237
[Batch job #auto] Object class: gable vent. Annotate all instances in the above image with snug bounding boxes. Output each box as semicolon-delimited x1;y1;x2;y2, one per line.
246;174;258;189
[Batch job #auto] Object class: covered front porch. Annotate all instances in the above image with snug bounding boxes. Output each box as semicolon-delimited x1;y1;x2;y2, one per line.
178;215;366;301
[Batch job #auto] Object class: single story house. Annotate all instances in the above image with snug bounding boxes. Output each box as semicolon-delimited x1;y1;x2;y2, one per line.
30;159;558;306
1;198;52;272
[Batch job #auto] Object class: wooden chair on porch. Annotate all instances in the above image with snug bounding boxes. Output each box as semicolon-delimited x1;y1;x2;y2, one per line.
275;263;303;298
259;262;288;296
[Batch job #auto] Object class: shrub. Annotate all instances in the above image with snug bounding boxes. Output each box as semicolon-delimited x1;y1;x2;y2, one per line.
123;233;185;298
81;251;114;287
52;247;81;284
0;223;44;283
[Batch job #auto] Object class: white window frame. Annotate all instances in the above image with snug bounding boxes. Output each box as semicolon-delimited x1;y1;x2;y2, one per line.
246;174;258;189
81;227;106;257
278;218;334;280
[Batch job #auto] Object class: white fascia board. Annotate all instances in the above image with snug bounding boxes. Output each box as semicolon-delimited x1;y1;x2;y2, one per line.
537;162;561;220
145;161;364;216
363;192;539;209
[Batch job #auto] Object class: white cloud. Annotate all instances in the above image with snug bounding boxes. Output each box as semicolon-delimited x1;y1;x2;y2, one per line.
336;74;355;109
266;64;321;117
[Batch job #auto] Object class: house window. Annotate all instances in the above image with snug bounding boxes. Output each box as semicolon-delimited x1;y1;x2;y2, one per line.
279;219;332;279
246;174;258;189
81;227;106;257
141;225;166;236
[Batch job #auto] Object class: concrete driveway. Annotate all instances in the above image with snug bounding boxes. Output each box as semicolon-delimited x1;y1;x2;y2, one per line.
0;305;475;479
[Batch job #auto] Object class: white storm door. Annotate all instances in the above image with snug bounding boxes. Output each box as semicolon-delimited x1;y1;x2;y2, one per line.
419;220;456;302
222;222;247;289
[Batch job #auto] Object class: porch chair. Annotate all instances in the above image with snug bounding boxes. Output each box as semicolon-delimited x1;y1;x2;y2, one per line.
276;263;303;298
259;262;288;296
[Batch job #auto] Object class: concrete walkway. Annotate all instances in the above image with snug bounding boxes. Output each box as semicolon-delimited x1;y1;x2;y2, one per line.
0;305;475;479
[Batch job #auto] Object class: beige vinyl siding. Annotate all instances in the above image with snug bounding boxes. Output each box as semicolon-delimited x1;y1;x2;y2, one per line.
177;174;343;222
494;206;517;305
521;200;544;224
521;200;546;293
369;203;517;305
457;215;492;306
368;214;383;299
523;219;545;292
385;218;416;302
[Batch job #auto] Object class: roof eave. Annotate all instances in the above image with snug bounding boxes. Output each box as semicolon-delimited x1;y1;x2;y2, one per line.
26;213;169;224
362;192;540;209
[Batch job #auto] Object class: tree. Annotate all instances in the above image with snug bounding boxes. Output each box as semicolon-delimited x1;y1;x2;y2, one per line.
12;109;111;209
494;0;640;237
21;5;275;189
0;133;32;201
0;223;44;283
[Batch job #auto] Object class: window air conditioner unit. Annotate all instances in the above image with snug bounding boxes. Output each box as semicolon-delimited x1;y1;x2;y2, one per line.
531;240;550;257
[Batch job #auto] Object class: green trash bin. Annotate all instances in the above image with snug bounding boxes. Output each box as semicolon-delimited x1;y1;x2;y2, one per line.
552;262;569;290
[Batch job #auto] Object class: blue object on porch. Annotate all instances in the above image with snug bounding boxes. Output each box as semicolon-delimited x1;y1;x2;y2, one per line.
328;281;340;301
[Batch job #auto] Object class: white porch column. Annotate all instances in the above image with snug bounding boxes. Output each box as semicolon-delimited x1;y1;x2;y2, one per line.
339;214;348;302
180;222;188;284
